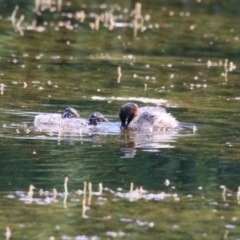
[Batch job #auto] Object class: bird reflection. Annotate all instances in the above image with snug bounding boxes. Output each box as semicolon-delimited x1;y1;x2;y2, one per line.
119;129;178;158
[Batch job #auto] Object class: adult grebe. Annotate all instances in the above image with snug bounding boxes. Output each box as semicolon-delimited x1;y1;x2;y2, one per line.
119;102;178;131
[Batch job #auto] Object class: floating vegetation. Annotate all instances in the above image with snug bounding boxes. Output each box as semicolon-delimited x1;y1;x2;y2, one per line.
5;226;11;240
5;180;169;205
133;2;143;37
8;1;171;37
207;59;236;82
75;10;85;23
23;82;27;88
117;66;121;83
3;178;240;239
34;0;62;13
16;14;24;36
5;178;240;206
11;5;19;29
144;83;147;91
224;59;236;81
0;83;6;95
11;6;24;35
193;125;197;133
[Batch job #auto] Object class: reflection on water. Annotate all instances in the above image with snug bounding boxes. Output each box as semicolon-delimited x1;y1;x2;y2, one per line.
119;123;194;157
120;129;178;158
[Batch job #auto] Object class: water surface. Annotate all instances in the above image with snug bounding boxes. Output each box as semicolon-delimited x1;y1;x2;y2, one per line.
0;0;240;239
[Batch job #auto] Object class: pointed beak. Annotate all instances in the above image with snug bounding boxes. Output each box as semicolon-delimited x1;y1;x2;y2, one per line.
120;121;127;129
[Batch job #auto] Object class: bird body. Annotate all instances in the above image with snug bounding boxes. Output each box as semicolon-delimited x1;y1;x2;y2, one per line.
119;103;178;131
34;107;108;131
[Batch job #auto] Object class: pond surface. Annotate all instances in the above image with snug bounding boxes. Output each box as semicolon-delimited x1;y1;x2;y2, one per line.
0;0;240;239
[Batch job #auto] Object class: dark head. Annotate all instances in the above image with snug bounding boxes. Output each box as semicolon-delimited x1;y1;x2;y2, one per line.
62;107;80;118
88;112;108;126
119;102;139;128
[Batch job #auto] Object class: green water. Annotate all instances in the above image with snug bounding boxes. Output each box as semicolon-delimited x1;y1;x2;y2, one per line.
0;0;240;239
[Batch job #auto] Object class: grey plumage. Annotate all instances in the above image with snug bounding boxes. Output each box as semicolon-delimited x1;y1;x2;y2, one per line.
119;103;178;131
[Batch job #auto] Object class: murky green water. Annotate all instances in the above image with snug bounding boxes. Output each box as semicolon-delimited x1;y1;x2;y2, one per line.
0;0;240;239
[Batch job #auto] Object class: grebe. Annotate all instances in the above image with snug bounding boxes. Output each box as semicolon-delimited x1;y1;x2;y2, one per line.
34;107;108;129
119;102;178;131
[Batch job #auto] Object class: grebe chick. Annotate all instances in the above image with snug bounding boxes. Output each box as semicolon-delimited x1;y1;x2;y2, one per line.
34;107;108;128
88;112;108;125
62;107;80;118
